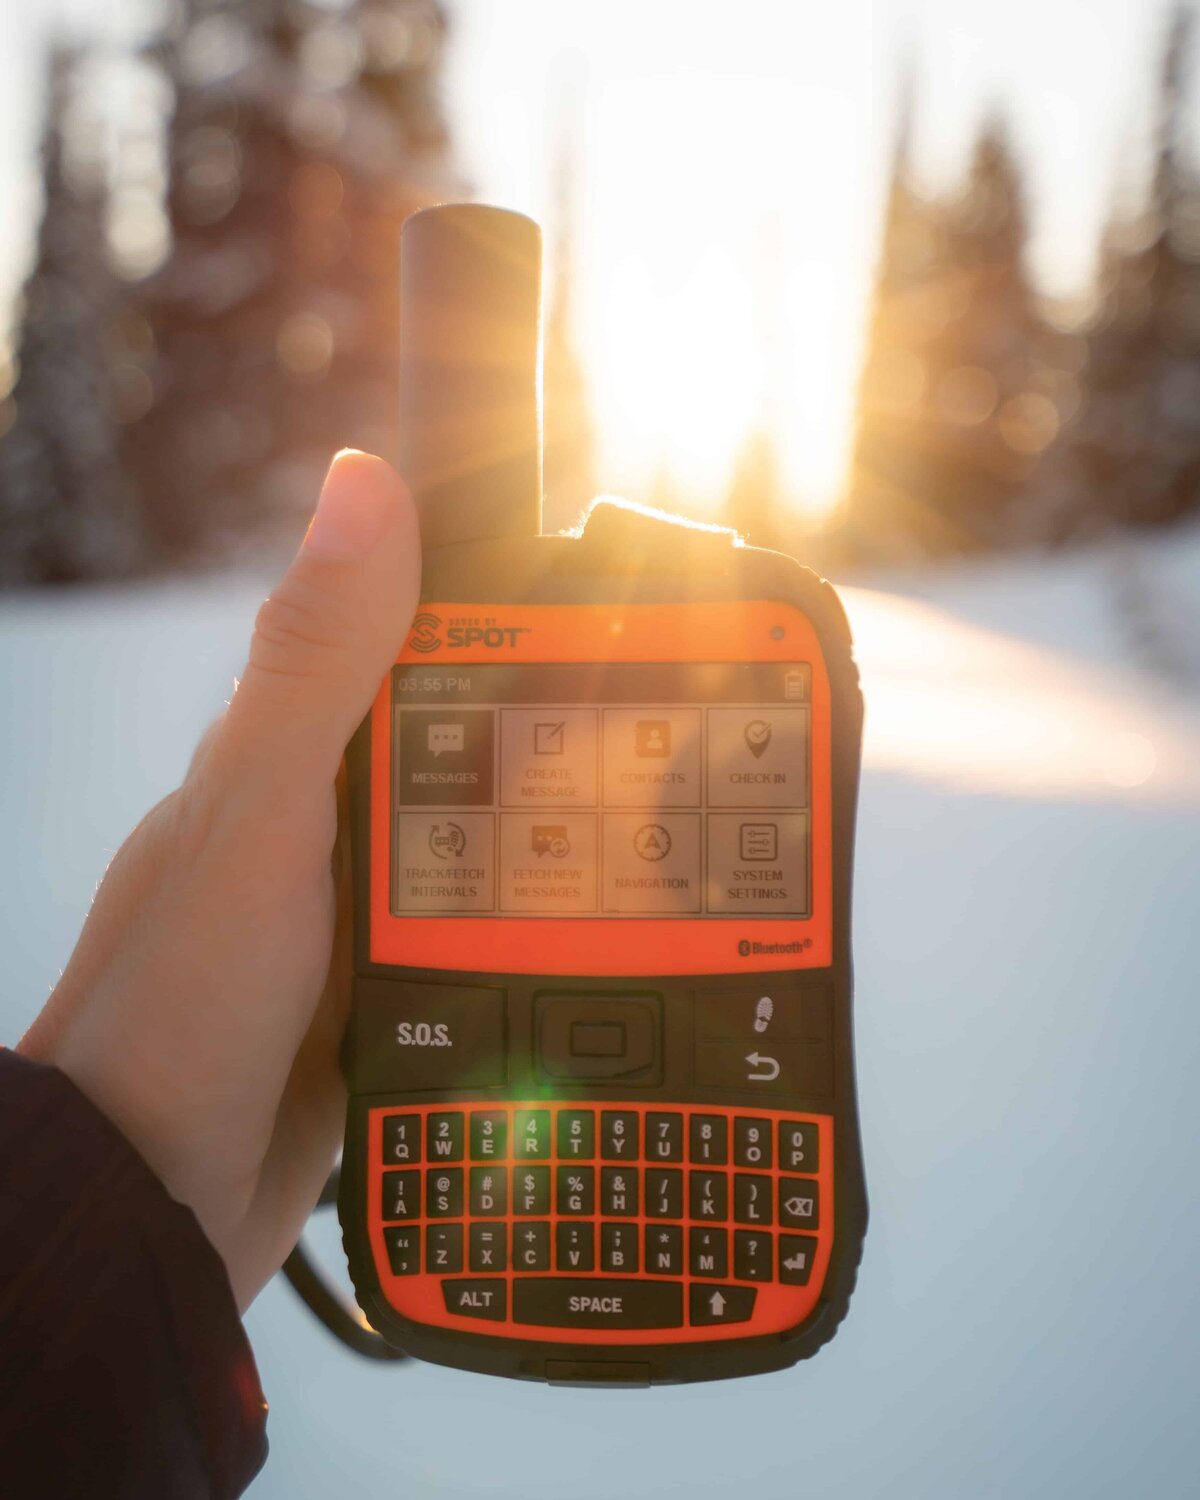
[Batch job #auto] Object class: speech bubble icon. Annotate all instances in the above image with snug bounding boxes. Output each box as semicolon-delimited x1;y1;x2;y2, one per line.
427;723;465;757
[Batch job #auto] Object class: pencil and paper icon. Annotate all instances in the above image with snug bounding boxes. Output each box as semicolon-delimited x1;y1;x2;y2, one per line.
533;721;565;755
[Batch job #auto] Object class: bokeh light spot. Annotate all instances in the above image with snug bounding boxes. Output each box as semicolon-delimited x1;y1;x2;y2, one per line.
1102;732;1157;789
289;162;344;222
276;312;334;377
998;392;1060;453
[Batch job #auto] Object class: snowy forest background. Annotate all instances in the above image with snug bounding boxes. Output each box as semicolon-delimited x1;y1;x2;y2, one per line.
6;1;1200;582
2;7;1199;1497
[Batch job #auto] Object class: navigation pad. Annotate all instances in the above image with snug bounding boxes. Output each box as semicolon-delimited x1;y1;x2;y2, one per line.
391;664;812;919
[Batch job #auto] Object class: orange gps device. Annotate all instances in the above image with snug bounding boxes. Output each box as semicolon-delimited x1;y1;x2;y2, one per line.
338;206;866;1384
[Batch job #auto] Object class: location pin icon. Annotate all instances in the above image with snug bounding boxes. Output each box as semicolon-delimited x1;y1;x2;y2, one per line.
744;719;772;759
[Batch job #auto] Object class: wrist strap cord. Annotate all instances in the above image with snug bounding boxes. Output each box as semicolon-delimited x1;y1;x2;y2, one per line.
282;1168;409;1363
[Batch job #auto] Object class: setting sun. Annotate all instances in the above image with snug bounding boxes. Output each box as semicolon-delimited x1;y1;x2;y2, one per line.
591;244;757;514
575;70;877;523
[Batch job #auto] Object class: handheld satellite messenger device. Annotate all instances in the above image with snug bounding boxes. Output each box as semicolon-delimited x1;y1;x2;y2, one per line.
338;204;866;1384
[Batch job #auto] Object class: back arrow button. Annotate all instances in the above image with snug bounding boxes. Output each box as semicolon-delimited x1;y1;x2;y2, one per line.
694;1041;833;1096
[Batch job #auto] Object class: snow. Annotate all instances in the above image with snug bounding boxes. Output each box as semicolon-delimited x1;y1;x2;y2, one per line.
867;524;1200;679
2;535;1198;1499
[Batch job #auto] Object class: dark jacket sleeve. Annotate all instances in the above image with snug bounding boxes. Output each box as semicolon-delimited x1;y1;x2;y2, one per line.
0;1048;268;1499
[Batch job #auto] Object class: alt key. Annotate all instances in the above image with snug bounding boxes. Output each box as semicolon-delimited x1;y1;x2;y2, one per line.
443;1279;507;1322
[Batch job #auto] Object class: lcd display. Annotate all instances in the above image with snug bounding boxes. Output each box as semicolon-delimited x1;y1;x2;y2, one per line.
391;664;811;919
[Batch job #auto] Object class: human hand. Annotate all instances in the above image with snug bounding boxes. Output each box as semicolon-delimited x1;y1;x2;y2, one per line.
18;450;420;1311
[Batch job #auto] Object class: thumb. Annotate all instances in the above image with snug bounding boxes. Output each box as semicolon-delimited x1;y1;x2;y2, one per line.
217;450;420;793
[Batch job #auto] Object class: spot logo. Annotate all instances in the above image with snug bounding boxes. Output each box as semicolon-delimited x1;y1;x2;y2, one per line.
409;613;442;654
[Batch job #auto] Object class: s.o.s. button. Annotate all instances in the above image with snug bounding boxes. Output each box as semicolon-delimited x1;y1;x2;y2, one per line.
396;1021;452;1047
351;979;506;1092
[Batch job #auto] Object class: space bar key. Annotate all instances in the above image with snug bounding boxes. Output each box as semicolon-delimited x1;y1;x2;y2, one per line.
513;1279;683;1329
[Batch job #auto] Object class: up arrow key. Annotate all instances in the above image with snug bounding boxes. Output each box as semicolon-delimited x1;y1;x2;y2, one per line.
689;1282;756;1326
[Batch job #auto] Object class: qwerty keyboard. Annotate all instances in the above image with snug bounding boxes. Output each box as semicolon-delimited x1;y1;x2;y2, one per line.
366;1101;832;1343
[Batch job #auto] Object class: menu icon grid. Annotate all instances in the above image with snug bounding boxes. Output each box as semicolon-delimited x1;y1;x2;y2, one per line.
391;667;811;919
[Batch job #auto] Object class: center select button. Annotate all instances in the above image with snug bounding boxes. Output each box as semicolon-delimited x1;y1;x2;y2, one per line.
571;1021;625;1056
500;708;598;806
601;708;702;807
350;978;506;1093
536;994;662;1083
514;1278;683;1329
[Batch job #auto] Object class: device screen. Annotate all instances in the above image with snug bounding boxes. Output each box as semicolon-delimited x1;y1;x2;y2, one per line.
390;664;811;921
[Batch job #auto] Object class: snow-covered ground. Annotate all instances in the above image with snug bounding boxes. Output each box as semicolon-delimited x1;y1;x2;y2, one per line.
2;533;1198;1500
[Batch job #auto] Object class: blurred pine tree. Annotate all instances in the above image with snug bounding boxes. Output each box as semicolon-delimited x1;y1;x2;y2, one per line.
126;0;460;562
0;46;142;585
847;76;1070;558
1058;2;1200;534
